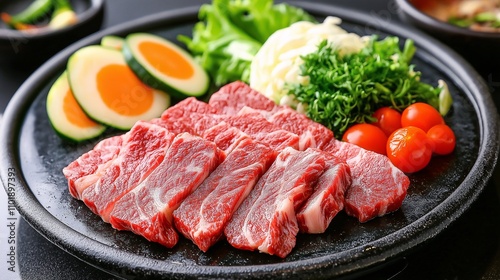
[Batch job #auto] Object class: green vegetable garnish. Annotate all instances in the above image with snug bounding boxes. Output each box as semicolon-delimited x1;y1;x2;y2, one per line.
288;36;443;138
474;12;497;23
447;11;500;30
438;79;453;116
2;0;52;27
219;0;316;44
179;0;316;86
448;17;472;28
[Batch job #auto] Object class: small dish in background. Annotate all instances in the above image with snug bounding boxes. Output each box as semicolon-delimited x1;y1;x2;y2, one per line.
396;0;500;72
0;0;104;67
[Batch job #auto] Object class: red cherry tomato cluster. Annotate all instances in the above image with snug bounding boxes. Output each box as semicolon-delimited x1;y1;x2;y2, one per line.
341;102;456;173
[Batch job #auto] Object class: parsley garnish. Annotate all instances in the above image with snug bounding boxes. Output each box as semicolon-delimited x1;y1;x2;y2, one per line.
288;36;440;138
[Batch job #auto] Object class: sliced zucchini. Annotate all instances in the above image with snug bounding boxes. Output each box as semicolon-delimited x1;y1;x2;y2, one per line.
67;45;171;130
46;71;106;142
101;35;124;50
122;33;209;100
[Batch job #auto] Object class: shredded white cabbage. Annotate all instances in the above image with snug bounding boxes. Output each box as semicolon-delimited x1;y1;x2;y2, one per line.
249;16;368;107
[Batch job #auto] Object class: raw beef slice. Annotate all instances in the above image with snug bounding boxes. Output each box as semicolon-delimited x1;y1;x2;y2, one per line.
149;117;195;135
64;135;123;199
109;133;225;248
173;138;277;252
209;81;278;115
222;112;300;152
322;139;410;222
208;81;333;150
201;122;250;154
224;147;327;258
160;97;220;136
160;91;300;152
296;156;351;233
164;109;300;152
268;106;334;150
161;97;218;119
236;106;334;151
81;122;174;222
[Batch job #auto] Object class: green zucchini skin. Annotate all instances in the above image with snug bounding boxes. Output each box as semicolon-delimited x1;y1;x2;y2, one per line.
122;46;181;98
6;0;53;26
122;33;210;101
49;123;107;143
46;71;107;142
101;35;125;50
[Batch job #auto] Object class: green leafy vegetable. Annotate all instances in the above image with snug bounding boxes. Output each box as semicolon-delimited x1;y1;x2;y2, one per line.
178;0;316;86
219;0;317;44
288;36;444;138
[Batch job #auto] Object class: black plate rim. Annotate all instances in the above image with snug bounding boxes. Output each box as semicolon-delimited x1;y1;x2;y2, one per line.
1;2;499;279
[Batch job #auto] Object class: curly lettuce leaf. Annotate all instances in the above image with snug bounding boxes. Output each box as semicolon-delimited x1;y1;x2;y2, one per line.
219;0;317;44
178;0;316;86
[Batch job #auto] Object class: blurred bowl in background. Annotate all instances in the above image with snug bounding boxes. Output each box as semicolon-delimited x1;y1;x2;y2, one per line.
0;0;104;67
396;0;500;72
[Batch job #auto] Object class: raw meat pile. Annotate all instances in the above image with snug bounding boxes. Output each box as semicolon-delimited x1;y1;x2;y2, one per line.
63;81;410;258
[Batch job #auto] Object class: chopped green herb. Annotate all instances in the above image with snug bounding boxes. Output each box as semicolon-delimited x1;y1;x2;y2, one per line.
287;36;443;138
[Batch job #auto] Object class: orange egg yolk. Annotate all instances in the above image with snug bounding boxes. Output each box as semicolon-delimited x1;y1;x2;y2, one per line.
63;89;99;128
96;64;154;116
138;41;194;79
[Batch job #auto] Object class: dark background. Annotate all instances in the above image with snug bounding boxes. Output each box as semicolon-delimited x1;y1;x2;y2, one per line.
1;0;500;279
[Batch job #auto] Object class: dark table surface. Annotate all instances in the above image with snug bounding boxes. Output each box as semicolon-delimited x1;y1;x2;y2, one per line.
1;0;500;279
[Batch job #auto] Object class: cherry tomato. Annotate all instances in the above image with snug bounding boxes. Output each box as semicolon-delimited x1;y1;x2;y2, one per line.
387;126;433;173
372;107;402;136
427;124;456;155
342;123;388;155
401;102;444;132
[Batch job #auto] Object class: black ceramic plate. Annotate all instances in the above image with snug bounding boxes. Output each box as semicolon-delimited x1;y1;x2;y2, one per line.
1;2;499;279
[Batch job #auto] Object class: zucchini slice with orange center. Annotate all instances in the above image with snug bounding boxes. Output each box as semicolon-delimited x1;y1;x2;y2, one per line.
46;71;106;142
101;35;124;50
67;45;171;130
123;33;209;100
